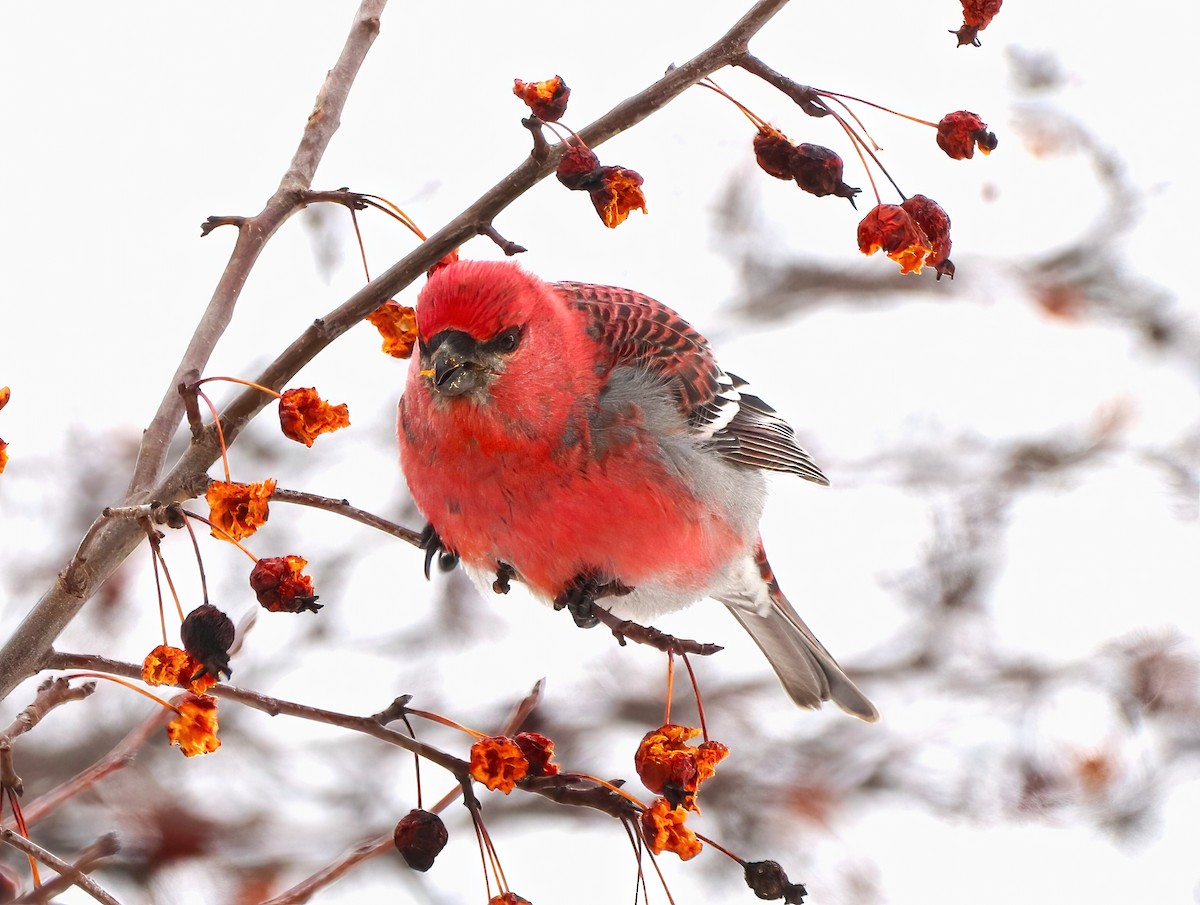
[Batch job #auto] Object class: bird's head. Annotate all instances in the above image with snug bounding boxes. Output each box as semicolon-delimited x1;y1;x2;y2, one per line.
411;259;591;410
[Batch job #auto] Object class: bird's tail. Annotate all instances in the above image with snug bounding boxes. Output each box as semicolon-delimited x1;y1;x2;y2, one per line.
718;540;879;722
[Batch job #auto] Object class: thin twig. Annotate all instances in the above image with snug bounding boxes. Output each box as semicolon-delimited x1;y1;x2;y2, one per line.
259;679;546;905
19;706;172;828
268;488;424;547
12;834;120;905
0;677;96;746
0;828;120;905
592;608;724;656
45;652;469;777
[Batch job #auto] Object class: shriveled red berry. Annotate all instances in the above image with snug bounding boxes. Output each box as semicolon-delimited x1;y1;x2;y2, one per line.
556;142;603;191
936;110;998;160
514;731;560;777
954;0;1003;46
901;194;954;279
513;75;570;122
790;143;861;206
249;555;321;613
857;203;932;275
753;126;796;180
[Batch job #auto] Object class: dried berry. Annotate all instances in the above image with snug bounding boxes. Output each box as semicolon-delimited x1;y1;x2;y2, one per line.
635;724;728;810
556;142;603;191
141;645;216;695
166;693;221;757
900;194;954;279
753;125;795;180
790;143;861;206
513;731;560;777
367;301;419;359
513;75;570;122
278;387;350;447
936;110;998;160
744;860;808;903
393;808;448;872
250;555;321;613
954;0;1003;46
588;166;647;228
469;736;529;793
206;479;275;542
857;203;932;274
639;797;702;860
180;604;236;681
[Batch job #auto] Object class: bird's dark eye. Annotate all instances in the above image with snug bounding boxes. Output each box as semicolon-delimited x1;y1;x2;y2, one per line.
495;326;522;353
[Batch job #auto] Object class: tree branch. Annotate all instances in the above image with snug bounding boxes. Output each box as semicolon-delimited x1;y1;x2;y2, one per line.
0;0;386;702
0;828;120;905
0;0;791;702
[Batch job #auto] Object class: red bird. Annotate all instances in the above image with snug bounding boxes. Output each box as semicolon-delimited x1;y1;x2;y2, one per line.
398;259;877;721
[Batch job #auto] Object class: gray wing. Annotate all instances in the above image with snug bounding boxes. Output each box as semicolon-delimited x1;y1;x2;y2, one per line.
554;282;828;485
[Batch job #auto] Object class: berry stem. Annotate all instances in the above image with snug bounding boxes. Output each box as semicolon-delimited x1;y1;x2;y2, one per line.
179;509;261;564
697;77;768;130
404;707;487;740
194;388;231;483
149;535;187;624
680;653;710;743
814;87;939;128
360;195;428;240
60;672;182;713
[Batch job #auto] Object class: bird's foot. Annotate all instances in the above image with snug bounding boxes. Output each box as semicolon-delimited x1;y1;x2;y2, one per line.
553;572;633;629
418;524;459;579
492;561;515;595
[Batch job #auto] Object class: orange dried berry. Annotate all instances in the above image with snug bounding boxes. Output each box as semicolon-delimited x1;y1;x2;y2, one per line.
556;142;602;191
936;110;998;160
513;75;570;122
790;143;861;206
954;0;1002;46
590;166;647;228
367;301;420;359
250;555;321;613
857;203;932;275
166;693;221;757
694;739;730;783
141;645;217;695
180;604;236;681
488;895;532;905
635;723;728;810
394;808;449;872
278;387;350;447
469;735;529;793
514;731;560;777
640;797;702;861
753;125;796;180
206;478;275;541
0;386;9;411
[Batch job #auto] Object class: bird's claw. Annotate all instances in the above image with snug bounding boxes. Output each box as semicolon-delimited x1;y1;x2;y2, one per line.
554;573;633;629
419;524;459;579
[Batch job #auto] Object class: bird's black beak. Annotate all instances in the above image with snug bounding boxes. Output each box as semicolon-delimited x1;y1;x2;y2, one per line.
420;330;483;397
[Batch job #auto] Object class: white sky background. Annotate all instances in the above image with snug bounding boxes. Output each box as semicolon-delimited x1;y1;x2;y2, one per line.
2;2;1199;904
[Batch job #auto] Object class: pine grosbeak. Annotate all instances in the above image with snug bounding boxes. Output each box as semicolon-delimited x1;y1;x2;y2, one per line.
398;260;877;721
